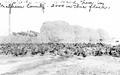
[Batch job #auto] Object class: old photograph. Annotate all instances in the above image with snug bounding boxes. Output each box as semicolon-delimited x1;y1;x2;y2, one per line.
0;0;119;75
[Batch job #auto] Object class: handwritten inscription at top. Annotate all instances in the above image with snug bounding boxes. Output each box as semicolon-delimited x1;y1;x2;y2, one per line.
51;0;110;12
0;0;110;12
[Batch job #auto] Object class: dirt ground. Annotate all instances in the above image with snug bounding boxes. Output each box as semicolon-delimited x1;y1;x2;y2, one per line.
0;55;120;75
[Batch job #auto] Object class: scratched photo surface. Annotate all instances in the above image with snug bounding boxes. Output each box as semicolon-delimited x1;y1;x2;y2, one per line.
0;0;120;75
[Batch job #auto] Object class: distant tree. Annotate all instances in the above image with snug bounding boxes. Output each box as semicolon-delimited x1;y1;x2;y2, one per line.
48;32;63;43
97;29;109;43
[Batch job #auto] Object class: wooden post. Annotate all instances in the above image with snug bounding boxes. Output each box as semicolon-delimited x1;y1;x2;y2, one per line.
9;7;11;35
8;3;12;35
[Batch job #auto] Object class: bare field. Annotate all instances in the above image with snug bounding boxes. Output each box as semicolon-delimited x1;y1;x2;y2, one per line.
0;55;120;75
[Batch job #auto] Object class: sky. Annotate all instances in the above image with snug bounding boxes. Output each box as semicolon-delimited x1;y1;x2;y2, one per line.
0;0;119;39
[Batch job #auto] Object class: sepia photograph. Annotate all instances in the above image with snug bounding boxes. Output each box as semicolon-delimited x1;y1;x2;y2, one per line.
0;0;120;75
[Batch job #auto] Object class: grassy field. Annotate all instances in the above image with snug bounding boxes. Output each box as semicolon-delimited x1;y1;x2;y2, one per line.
0;55;120;75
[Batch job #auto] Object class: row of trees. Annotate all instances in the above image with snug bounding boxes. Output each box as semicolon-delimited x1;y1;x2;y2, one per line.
40;21;110;43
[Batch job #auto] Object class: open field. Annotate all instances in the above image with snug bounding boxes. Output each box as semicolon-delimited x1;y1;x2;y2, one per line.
0;55;120;75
